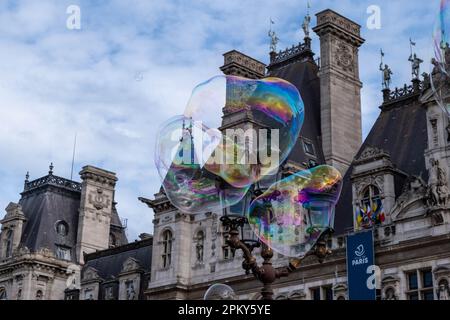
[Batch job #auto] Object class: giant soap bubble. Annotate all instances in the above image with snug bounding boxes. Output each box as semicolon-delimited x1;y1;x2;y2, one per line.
204;283;238;300
155;75;304;214
246;165;342;258
431;0;450;116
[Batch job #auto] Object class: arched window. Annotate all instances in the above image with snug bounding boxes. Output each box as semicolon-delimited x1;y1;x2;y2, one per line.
5;230;13;258
195;231;205;262
0;287;7;300
162;230;173;268
361;185;381;209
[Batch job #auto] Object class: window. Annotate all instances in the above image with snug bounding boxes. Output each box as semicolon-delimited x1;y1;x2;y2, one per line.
311;286;333;300
406;269;434;300
0;287;7;300
323;286;333;301
361;185;381;209
55;221;69;236
303;140;315;156
84;289;94;300
195;231;205;262
162;230;173;268
5;230;13;258
311;288;321;300
56;246;71;261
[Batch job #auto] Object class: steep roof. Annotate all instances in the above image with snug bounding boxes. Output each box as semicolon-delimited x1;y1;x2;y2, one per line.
83;237;152;279
16;171;128;261
334;86;428;234
267;43;325;168
19;175;81;262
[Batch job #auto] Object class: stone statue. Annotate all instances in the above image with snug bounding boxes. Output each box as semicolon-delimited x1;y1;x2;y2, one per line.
438;282;450;300
380;63;393;90
408;53;423;79
428;159;440;207
268;30;279;53
126;282;136;300
196;242;204;262
428;159;449;207
302;14;311;38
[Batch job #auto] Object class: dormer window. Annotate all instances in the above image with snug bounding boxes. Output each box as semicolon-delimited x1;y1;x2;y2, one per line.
361;185;381;209
356;185;385;229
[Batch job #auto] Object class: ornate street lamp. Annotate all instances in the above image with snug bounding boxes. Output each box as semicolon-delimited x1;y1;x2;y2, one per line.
219;176;340;300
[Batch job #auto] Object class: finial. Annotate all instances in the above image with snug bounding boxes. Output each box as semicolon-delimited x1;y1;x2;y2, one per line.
49;162;54;175
25;171;30;182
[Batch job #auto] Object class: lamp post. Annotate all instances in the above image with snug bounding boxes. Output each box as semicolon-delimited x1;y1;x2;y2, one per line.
220;184;337;300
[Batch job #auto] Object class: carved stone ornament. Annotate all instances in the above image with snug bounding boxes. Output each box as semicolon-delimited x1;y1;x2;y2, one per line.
121;257;141;273
88;188;110;211
355;146;390;163
335;41;354;71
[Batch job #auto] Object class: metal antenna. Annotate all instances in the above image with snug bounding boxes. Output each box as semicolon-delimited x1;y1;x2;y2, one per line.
70;133;77;181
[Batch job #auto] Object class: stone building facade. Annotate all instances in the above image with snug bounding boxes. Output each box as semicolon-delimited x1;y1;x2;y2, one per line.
139;9;450;300
0;165;127;300
1;8;450;301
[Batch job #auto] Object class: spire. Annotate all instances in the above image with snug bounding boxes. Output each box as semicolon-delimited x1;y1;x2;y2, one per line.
49;162;54;175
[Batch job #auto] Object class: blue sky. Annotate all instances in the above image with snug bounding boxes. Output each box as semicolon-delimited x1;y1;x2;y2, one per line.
0;0;442;240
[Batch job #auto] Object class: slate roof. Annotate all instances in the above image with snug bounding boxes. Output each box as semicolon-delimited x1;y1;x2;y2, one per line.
267;46;325;168
16;172;128;262
334;89;428;234
83;237;153;279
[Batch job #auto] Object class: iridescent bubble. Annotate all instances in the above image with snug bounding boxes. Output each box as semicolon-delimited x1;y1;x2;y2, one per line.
155;115;249;214
155;75;304;214
204;283;238;300
185;75;304;188
246;165;343;258
431;0;450;116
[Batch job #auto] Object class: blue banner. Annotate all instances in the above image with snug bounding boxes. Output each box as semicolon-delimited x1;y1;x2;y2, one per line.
346;230;376;300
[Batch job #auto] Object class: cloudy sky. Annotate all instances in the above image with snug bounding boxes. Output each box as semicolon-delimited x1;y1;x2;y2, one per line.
0;0;442;240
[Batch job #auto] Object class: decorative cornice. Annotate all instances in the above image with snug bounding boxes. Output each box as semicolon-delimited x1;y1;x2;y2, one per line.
79;166;117;187
313;9;364;47
220;50;266;79
22;174;81;194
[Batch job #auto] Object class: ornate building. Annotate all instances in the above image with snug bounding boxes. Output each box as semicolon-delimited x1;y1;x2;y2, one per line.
0;165;127;300
1;8;450;301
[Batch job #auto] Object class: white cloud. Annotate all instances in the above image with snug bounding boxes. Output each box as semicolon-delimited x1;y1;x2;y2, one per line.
0;0;442;240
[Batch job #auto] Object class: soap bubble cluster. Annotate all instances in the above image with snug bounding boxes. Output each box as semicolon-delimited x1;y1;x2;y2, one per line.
246;165;343;258
155;75;304;214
